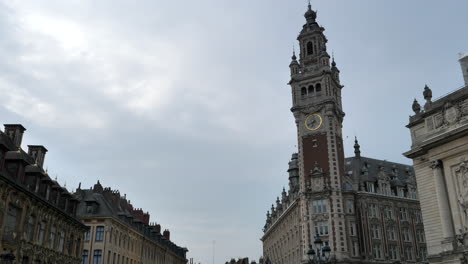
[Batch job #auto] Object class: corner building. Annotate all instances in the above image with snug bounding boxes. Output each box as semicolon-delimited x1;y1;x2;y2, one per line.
0;124;87;263
404;54;468;264
76;182;188;264
262;4;427;264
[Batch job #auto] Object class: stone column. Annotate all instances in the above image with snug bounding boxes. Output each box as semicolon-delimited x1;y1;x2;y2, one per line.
431;160;455;239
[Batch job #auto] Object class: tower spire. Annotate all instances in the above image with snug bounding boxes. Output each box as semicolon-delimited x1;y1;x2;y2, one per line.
354;137;361;158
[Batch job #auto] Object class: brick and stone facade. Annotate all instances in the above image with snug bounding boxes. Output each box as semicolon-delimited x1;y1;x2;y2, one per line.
0;124;87;263
262;4;427;264
404;57;468;264
75;182;188;264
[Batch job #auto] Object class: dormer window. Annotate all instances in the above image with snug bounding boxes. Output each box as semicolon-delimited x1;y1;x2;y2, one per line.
307;41;313;55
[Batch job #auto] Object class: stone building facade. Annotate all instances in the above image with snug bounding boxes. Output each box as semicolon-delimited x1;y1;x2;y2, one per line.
262;4;427;264
404;58;468;264
76;181;188;264
0;124;87;263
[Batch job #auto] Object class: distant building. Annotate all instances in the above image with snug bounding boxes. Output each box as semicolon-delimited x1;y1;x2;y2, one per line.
404;57;468;264
262;4;427;263
75;181;188;264
0;124;87;263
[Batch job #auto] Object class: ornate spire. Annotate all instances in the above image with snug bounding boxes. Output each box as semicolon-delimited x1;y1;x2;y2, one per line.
354;137;361;158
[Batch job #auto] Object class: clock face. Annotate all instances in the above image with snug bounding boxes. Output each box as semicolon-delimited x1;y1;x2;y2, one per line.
305;113;323;131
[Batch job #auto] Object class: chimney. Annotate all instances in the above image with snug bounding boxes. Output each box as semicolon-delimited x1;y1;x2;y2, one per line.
460;53;468;86
27;145;48;168
143;212;150;225
163;229;170;240
4;124;26;148
155;224;161;233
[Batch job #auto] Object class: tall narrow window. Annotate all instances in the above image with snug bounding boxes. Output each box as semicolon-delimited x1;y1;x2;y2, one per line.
95;226;104;242
4;205;21;242
38;221;46;245
301;87;307;96
93;250;102;264
307;42;314;55
49;226;56;249
59;231;65;252
84;230;90;242
82;250;89;264
26;215;35;241
308;85;314;95
315;83;322;93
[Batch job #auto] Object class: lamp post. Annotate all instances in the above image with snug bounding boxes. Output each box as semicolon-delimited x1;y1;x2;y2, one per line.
307;235;331;264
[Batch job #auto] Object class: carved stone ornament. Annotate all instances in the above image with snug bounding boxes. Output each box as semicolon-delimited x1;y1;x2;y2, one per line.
455;157;468;234
444;102;461;125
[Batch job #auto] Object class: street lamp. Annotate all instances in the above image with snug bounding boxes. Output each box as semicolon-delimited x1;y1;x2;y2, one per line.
307;235;331;264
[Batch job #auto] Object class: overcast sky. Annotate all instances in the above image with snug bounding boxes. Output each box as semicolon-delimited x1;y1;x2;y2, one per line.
1;0;467;263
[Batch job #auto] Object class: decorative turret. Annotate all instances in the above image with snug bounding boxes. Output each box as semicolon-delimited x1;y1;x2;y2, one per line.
288;153;299;193
281;187;288;203
423;85;433;110
289;51;300;77
354;137;361;158
412;99;421;114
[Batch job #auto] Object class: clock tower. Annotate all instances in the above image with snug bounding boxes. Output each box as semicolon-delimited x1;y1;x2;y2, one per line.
289;3;347;260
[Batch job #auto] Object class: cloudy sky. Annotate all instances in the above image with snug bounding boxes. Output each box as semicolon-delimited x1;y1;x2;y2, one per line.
1;0;467;263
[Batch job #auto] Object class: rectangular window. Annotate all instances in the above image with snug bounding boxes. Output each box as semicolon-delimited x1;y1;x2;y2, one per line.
416;230;425;243
85;230;90;242
4;205;21;242
399;208;408;221
352;241;359;257
403;228;412;242
389;245;398;260
371;224;380;239
26;215;35;241
369;204;379;218
385;207;394;219
82;250;89;264
314;221;329;236
93;250;102;264
398;188;406;198
346;200;354;214
49;226;56;249
312;200;328;214
387;226;396;241
95;226;104;242
420;247;427;261
367;182;375;193
38;221;46;245
108;251;111;264
372;244;382;259
59;231;65;252
404;246;413;261
415;211;423;223
349;221;356;236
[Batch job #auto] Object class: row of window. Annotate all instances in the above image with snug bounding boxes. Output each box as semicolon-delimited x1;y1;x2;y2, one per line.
365;182;418;199
3;205;81;257
85;226;139;253
83;250;138;264
368;204;423;223
300;84;322;97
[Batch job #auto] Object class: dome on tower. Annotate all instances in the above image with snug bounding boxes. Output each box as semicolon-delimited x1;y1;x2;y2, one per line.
304;3;317;22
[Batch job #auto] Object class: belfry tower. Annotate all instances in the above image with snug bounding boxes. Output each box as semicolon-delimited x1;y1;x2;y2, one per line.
289;2;347;260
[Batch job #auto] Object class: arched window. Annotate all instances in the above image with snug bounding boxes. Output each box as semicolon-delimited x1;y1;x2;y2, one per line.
308;85;314;95
307;42;313;55
315;83;322;93
301;87;307;96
